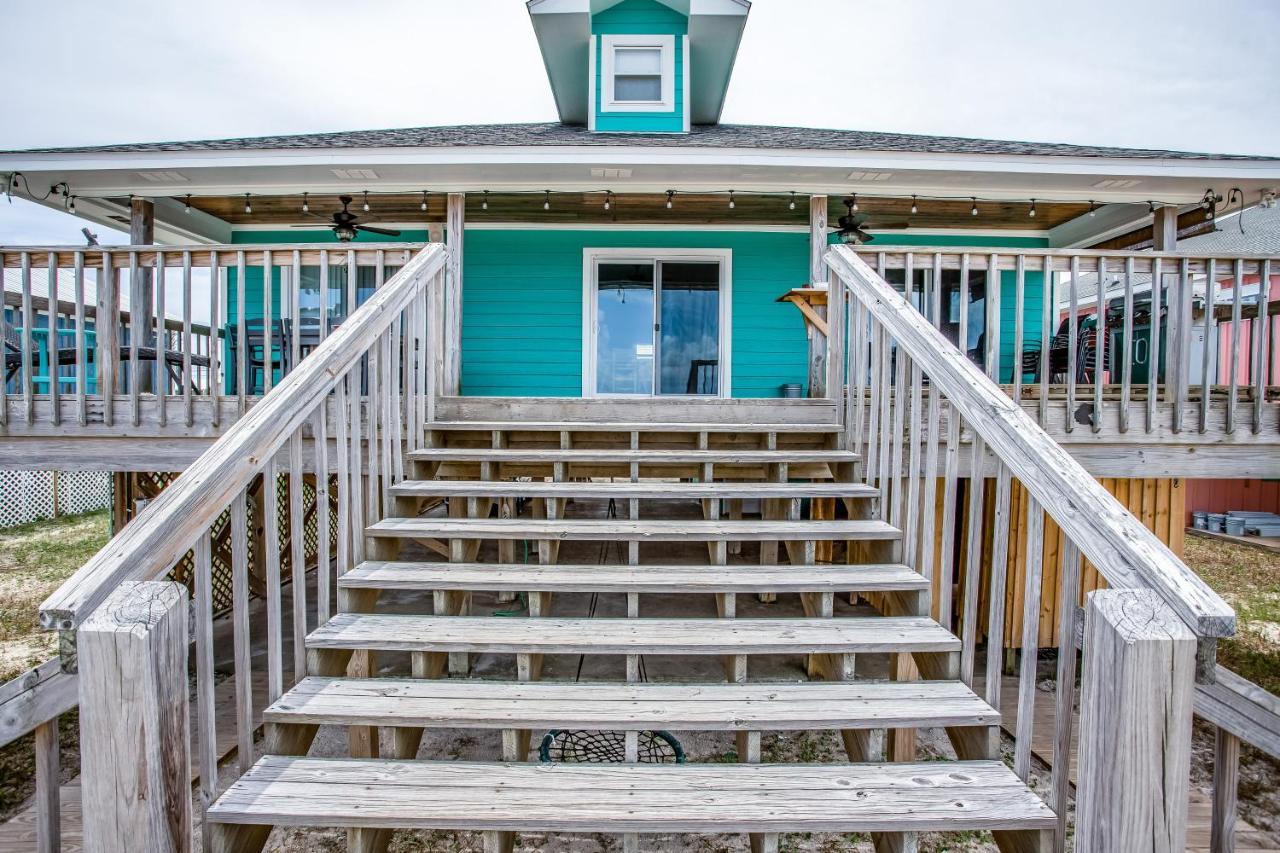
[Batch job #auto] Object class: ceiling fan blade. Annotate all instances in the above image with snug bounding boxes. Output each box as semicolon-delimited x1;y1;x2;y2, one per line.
291;223;336;228
356;225;402;237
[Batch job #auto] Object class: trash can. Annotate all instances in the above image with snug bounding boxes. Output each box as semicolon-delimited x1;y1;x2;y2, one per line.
780;383;803;398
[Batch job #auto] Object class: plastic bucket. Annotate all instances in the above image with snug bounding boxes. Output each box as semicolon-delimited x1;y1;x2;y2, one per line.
1192;511;1208;530
780;383;803;399
1225;517;1247;536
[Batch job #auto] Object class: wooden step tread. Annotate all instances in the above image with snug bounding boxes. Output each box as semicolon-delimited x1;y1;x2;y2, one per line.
391;480;877;500
426;421;841;433
407;448;859;464
339;561;925;594
209;757;1056;834
367;518;901;542
307;614;958;656
265;677;998;731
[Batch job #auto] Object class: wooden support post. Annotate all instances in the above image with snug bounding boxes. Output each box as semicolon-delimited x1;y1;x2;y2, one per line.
1211;727;1240;853
808;194;829;397
78;581;191;853
130;198;156;393
444;193;465;396
34;716;59;853
1076;589;1195;853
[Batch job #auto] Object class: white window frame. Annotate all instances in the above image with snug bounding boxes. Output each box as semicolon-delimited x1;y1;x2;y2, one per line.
582;247;732;398
600;34;675;113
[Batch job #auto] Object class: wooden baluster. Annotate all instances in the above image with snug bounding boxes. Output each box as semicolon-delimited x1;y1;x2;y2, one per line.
366;344;381;523
904;258;924;567
1013;494;1044;781
21;252;34;423
1148;257;1163;433
1093;256;1106;432
1200;259;1217;435
919;254;944;590
263;458;283;704
230;489;254;775
1066;255;1079;434
289;429;307;685
1173;258;1192;433
1228;258;1244;434
959;433;986;687
875;329;892;503
1051;542;1082;852
1013;254;1026;405
986;252;1001;384
984;463;1012;712
1121;256;1135;434
380;331;394;505
888;325;908;533
209;249;221;429
46;252;61;426
128;250;141;426
291;249;303;373
1211;727;1241;853
155;250;167;426
1253;258;1271;435
74;250;87;427
236;250;247;415
194;529;217;850
183;251;194;427
1039;255;1053;428
348;369;366;566
318;250;330;344
849;299;866;456
334;374;352;577
34;714;59;853
938;405;961;630
314;406;332;624
262;249;274;395
863;322;882;491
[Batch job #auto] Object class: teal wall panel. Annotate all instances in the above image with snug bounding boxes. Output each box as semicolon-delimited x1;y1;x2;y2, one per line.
461;230;812;398
593;0;687;133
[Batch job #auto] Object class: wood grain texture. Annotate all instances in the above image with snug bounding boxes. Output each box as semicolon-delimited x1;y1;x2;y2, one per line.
1075;589;1196;853
366;517;900;542
77;581;191;853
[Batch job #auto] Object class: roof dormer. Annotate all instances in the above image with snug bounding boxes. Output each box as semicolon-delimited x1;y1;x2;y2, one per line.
527;0;750;133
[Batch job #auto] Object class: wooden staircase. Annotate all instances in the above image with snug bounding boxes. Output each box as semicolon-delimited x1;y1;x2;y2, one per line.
207;421;1056;852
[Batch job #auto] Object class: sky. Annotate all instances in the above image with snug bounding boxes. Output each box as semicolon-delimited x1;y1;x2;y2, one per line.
2;0;1278;245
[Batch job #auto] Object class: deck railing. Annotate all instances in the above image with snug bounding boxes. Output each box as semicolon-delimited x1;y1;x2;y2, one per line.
1;242;425;434
24;242;445;850
846;246;1278;443
827;244;1238;852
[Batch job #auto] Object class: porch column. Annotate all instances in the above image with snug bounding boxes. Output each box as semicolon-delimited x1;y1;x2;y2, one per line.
808;194;829;397
131;197;156;392
1075;588;1195;853
445;193;465;396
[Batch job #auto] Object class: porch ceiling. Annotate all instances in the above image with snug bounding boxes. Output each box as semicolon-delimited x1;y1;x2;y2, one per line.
178;191;1092;230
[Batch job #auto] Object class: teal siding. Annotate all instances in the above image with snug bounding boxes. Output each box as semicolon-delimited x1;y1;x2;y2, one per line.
593;0;687;134
462;230;811;398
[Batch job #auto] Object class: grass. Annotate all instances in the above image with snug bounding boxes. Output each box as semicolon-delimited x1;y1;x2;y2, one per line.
1183;534;1280;694
0;509;108;821
0;509;109;683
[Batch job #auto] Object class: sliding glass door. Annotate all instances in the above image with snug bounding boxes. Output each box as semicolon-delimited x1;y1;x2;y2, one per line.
591;254;725;396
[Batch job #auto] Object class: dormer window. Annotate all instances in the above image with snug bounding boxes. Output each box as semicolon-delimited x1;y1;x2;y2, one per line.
601;35;675;112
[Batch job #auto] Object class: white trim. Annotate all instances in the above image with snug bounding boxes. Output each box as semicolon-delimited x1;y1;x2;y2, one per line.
600;34;676;114
583;246;732;398
587;37;598;132
681;34;691;133
466;222;806;232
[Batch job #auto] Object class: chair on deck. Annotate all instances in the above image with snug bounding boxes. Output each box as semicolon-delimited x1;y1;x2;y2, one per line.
227;319;289;395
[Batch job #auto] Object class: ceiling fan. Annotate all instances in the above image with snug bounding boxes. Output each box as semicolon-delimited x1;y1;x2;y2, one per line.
296;195;402;242
831;197;910;245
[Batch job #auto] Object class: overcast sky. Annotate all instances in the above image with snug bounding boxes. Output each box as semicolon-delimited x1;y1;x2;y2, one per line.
3;0;1278;245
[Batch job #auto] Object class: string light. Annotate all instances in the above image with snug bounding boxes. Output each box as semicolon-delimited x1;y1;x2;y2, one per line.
851;194;858;212
728;190;736;210
420;190;429;212
1088;200;1098;217
482;190;489;211
184;194;191;214
1148;200;1157;214
970;197;978;217
543;190;551;211
666;190;675;209
301;192;309;214
604;190;613;211
362;190;370;212
789;191;797;211
1028;199;1037;218
68;196;76;214
244;193;252;215
910;195;918;215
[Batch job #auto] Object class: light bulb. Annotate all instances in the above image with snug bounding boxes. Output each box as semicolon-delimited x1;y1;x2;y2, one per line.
482;191;489;211
970;198;978;216
851;194;858;212
728;191;736;210
789;192;797;211
420;191;428;212
1029;199;1037;218
1088;200;1097;217
543;191;551;211
244;193;252;215
184;194;191;214
362;191;370;212
68;196;76;214
910;195;918;215
666;190;674;210
604;191;612;211
301;192;309;214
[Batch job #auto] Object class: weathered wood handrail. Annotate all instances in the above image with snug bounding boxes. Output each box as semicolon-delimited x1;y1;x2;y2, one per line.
39;242;446;634
828;243;1236;639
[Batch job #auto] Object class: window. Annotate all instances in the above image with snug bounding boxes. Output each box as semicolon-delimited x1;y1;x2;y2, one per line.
601;35;675;113
613;47;663;103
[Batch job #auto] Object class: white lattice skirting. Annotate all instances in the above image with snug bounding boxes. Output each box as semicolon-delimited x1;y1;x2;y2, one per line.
0;470;111;529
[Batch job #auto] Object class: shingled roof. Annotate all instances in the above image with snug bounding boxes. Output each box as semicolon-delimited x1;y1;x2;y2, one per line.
9;122;1274;160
